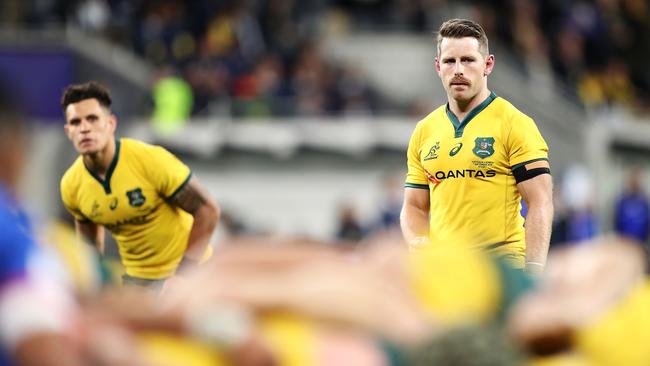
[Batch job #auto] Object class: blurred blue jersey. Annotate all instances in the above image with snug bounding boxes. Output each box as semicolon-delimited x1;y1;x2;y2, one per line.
615;193;650;243
0;183;37;366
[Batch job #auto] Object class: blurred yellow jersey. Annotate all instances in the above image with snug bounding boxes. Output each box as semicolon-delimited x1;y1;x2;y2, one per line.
407;244;501;325
405;92;548;265
61;138;193;279
576;280;650;366
38;220;102;294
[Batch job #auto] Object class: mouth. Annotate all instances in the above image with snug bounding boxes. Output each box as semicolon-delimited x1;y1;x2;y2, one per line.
79;138;93;146
450;78;470;88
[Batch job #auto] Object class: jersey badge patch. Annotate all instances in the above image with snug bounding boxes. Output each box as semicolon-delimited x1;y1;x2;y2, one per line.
473;137;495;159
126;188;146;207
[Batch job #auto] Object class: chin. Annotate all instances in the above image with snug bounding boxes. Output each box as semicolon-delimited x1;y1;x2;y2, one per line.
450;92;470;102
77;146;98;155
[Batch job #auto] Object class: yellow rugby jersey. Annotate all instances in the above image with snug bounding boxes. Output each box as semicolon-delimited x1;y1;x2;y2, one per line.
405;92;548;263
408;245;501;325
61;138;193;279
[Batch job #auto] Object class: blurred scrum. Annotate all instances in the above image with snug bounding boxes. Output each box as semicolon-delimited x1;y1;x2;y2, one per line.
1;2;650;366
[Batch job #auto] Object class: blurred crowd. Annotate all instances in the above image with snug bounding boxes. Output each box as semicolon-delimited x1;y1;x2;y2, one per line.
466;0;650;114
337;0;650;115
3;0;649;117
3;0;392;118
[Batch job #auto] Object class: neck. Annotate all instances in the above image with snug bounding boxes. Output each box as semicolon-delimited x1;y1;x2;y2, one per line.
83;138;116;178
448;87;491;120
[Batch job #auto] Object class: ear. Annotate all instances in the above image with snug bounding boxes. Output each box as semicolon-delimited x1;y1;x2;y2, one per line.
435;57;441;74
63;124;73;141
484;54;495;77
108;114;117;133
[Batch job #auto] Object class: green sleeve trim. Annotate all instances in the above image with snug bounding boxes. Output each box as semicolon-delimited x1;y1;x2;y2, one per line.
167;172;193;200
405;183;429;190
511;157;548;171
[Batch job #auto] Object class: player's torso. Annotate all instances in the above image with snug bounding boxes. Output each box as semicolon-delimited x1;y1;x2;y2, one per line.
418;117;508;187
74;158;165;236
63;140;194;278
418;99;524;250
70;141;192;256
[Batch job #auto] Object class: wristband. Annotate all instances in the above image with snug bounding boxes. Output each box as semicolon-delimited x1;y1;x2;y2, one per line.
408;236;429;253
525;261;544;267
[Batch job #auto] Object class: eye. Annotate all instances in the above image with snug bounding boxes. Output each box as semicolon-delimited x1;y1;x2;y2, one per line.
69;119;80;126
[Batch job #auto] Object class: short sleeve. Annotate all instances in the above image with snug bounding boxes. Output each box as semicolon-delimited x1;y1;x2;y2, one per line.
144;145;192;198
507;115;549;169
405;122;429;189
60;177;87;222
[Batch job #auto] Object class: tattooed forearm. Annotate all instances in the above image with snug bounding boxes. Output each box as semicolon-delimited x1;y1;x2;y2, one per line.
168;179;207;214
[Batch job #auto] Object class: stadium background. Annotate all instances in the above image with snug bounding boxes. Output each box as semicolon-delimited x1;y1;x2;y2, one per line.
1;0;649;248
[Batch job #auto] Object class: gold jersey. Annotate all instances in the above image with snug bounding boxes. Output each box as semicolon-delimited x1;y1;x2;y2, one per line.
61;138;193;279
405;92;549;264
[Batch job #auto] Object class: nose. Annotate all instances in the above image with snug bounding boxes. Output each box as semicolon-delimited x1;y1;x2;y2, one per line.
453;63;463;76
79;119;91;132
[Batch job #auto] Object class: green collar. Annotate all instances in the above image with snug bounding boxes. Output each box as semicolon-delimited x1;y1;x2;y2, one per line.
84;139;121;195
446;91;497;138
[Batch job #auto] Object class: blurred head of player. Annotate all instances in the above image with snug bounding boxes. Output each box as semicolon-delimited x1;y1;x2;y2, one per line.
0;86;27;191
435;19;495;106
61;81;116;156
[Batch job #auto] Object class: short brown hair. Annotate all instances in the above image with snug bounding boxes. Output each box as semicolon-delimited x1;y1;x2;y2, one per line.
60;81;112;112
436;19;489;56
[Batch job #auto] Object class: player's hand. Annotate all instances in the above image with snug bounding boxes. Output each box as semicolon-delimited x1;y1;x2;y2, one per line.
176;256;200;274
525;261;545;276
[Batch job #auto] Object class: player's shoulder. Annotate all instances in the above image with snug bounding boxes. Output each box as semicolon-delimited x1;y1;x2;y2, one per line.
120;138;170;167
415;104;447;130
120;137;157;153
121;137;171;156
60;156;85;189
492;96;534;124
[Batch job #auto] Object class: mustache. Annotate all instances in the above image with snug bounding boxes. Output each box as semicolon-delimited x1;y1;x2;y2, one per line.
449;76;470;85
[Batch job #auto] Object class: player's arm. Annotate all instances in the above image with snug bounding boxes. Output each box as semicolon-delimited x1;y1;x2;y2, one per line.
74;220;105;256
168;176;220;263
400;187;430;247
515;160;553;275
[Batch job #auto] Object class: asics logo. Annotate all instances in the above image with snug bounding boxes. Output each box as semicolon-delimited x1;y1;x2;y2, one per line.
449;142;463;156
